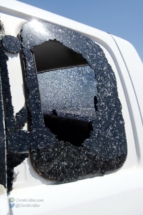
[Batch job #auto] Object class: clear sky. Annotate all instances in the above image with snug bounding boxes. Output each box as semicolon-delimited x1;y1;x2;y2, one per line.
20;0;143;61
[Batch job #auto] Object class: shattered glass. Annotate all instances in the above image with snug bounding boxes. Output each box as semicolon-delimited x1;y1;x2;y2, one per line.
0;40;28;192
0;19;127;189
38;66;97;122
2;35;21;54
0;46;6;187
20;20;127;181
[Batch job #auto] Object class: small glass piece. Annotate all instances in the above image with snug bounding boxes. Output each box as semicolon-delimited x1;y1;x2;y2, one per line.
2;35;20;54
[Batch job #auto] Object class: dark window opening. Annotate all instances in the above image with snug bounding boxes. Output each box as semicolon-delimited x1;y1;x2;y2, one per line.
34;40;97;147
33;40;88;73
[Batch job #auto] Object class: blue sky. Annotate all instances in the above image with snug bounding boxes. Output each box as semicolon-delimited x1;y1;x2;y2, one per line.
20;0;143;61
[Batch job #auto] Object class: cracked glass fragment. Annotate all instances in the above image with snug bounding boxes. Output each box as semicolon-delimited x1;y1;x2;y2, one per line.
38;66;97;121
2;35;21;54
30;142;126;183
0;57;6;187
7;152;28;193
0;39;28;192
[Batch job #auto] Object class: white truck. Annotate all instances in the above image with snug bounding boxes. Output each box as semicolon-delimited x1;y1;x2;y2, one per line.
0;0;143;215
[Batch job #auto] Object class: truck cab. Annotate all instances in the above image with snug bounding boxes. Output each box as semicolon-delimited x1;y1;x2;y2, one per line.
0;0;143;214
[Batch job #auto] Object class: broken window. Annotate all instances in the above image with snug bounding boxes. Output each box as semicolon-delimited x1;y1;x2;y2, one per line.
0;20;127;190
33;39;88;72
34;40;97;147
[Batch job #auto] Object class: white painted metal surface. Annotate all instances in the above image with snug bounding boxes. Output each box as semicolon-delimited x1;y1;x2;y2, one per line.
0;0;143;215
